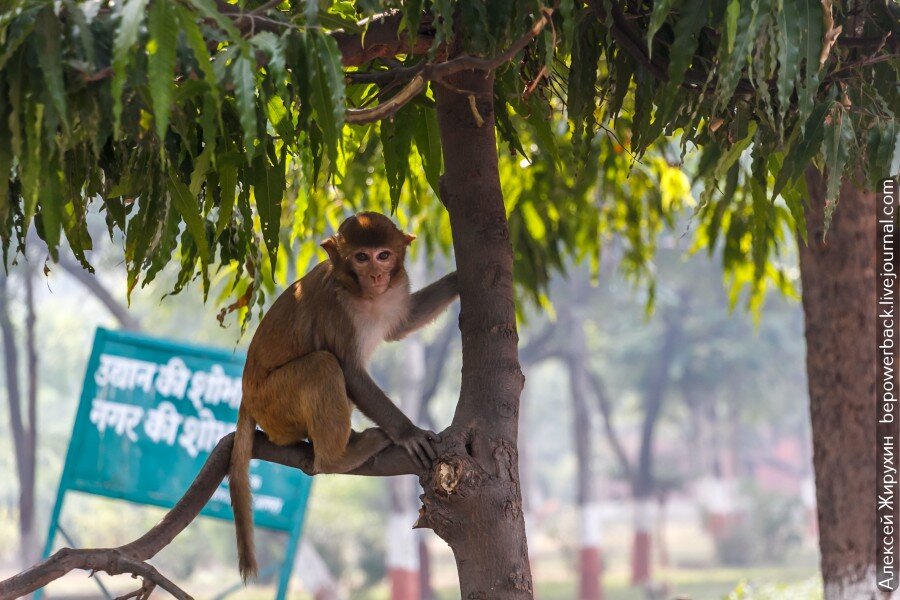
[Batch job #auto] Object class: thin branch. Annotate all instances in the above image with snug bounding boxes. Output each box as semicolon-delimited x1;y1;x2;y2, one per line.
0;432;418;598
426;9;553;81
346;75;427;123
2;547;192;600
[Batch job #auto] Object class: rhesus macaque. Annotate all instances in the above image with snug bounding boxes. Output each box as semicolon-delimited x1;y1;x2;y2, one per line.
230;212;458;581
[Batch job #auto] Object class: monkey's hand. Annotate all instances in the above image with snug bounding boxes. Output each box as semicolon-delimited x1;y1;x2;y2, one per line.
394;425;441;470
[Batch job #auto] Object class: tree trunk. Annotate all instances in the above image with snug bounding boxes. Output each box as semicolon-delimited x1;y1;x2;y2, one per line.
566;315;603;600
0;272;38;568
21;264;38;565
388;339;426;600
419;68;532;599
631;311;680;586
799;168;880;598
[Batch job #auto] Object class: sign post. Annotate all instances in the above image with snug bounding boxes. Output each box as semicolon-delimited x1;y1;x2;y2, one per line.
39;328;313;599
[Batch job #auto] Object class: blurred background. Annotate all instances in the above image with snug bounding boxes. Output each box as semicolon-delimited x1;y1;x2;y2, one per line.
0;217;819;599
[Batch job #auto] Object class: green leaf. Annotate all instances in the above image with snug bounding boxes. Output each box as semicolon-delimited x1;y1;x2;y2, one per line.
112;0;150;137
63;0;96;64
0;6;39;72
60;159;94;270
822;102;854;230
216;159;238;236
646;0;676;57
34;9;68;132
795;0;824;128
168;173;209;268
232;49;258;160
568;13;602;156
176;4;220;105
381;106;416;210
666;0;707;88
306;31;345;165
125;185;167;298
412;105;442;197
0;80;10;229
750;144;770;275
142;199;180;287
147;0;178;145
251;31;287;86
187;0;243;40
401;0;424;49
37;153;63;260
715;121;757;180
724;0;740;52
774;0;799;131
252;148;285;270
21;102;43;229
772;100;829;199
714;0;759;112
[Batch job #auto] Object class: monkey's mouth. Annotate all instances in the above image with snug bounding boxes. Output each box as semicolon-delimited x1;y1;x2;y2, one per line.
362;280;390;295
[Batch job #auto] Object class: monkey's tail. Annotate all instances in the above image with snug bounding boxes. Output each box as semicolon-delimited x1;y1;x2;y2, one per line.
230;404;258;584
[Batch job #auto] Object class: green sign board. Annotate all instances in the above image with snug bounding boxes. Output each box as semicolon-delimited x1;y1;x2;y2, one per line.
41;328;312;598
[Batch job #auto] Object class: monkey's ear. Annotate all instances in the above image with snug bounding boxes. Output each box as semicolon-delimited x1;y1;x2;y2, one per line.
321;237;341;264
403;233;416;245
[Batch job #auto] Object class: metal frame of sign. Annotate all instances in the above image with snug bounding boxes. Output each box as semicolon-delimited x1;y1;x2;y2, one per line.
37;328;312;599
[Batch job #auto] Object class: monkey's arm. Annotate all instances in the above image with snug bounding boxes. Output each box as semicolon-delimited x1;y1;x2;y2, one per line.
343;364;438;468
388;272;458;341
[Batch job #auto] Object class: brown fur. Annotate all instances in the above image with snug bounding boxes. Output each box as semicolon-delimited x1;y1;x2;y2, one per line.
230;213;456;584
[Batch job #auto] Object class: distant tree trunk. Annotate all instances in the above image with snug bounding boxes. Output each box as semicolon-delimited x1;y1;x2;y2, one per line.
418;538;435;600
414;316;455;600
631;310;680;586
0;271;38;567
418;68;531;598
388;339;426;600
296;540;340;600
799;168;879;599
565;314;603;600
21;265;38;565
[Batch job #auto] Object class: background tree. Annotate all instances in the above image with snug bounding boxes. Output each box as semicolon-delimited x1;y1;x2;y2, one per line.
0;0;897;598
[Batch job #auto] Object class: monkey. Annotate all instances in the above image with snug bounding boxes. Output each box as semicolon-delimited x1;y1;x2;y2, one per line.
229;212;459;582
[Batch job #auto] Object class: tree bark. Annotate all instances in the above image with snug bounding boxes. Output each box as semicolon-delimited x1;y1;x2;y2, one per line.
418;68;532;599
799;168;880;599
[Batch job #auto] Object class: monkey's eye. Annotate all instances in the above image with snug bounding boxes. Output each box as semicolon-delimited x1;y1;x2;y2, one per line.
354;252;369;262
376;250;391;261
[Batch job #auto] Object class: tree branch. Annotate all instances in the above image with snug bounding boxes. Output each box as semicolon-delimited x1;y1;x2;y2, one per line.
4;548;193;600
334;11;436;67
0;432;418;598
586;370;633;481
56;257;141;331
518;323;558;366
344;10;553;123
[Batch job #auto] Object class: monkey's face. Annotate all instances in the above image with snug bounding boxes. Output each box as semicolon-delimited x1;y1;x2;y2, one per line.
349;246;398;297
